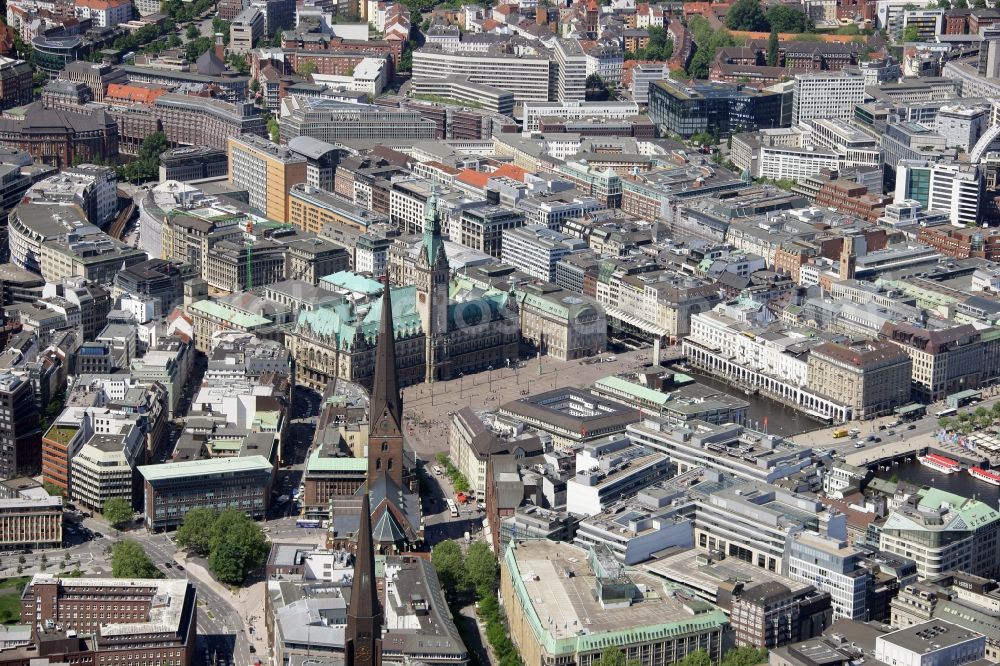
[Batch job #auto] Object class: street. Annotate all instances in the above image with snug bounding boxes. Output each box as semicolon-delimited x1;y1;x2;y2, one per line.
792;385;1000;459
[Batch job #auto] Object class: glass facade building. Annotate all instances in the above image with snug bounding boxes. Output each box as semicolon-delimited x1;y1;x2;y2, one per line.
648;79;784;138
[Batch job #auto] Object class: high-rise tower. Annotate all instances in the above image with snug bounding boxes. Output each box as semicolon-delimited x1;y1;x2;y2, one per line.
414;189;450;382
345;491;382;666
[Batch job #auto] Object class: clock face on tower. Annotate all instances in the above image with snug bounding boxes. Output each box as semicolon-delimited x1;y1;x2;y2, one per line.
357;645;372;661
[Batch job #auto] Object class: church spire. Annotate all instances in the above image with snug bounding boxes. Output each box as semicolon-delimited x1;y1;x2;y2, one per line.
371;279;403;431
421;186;444;267
345;491;382;666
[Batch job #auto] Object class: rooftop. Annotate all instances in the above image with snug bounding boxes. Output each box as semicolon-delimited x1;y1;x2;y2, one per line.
505;540;728;655
138;454;273;482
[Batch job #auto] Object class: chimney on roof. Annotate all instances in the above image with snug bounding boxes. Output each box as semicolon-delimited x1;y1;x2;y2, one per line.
215;32;225;60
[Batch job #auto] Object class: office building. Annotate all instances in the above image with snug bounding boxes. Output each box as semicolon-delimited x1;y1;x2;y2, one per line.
879;321;983;402
648;79;784;138
24;164;118;227
0;57;34;111
412;45;553;103
288;183;389;236
18;575;197;664
787;533;871;621
152;94;266;152
805;341;913;420
410;76;516;115
501;540;729;666
279;96;438;142
890;573;1000;662
894;160;983;227
0;102;118;169
501;224;586;282
554;38;587;102
0;373;40;481
792;71;865;124
459;205;525;257
71;430;146;511
565;437;671;516
230;6;264;54
934;104;988;152
628;420;813;484
139;456;274;531
516;283;607;361
228;136;308;224
159;146;229;183
876;621;985;666
520;100;640;134
731;581;833;649
0;495;62;550
880;488;1000;580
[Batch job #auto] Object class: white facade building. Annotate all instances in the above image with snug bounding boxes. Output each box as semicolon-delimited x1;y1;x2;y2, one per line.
876;621;985;666
787;532;869;621
501;224;586;282
792;71;866;124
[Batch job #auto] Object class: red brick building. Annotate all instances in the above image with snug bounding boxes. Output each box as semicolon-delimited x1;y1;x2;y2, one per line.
0;102;117;169
10;575;197;666
815;181;892;223
0;57;33;111
917;226;1000;261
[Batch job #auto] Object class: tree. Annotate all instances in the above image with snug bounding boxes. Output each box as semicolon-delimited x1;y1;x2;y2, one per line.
296;60;318;77
209;540;250;584
431;540;465;596
766;27;779;66
595;647;642;666
167;33;183;48
206;510;269;584
766;5;812;32
835;23;861;35
42;481;65;497
465;542;497;598
721;647;769;666
175;508;216;556
102;498;134;528
111;540;163;578
186;23;200;39
953;0;968;7
267;116;280;142
902;25;920;42
676;651;713;666
725;0;769;31
973;0;986;8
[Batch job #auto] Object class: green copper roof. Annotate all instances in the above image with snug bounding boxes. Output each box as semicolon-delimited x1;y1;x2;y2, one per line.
918;488;1000;529
307;447;368;473
320;271;384;295
189;299;271;328
595;376;670;407
295;285;422;349
502;542;729;657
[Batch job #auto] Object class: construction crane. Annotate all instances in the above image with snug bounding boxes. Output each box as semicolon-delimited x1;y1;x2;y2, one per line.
246;220;254;290
244;218;296;290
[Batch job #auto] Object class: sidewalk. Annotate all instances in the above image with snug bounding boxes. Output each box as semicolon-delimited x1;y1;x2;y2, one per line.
176;556;269;656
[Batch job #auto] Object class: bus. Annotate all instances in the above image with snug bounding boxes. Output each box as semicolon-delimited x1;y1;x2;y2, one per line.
934;408;958;418
296;518;321;528
446;499;459;518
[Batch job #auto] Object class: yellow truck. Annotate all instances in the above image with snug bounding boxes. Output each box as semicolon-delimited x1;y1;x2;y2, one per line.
832;428;848;438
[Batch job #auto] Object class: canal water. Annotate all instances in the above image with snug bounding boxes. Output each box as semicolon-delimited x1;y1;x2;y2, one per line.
874;460;1000;502
664;366;1000;499
678;367;824;438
